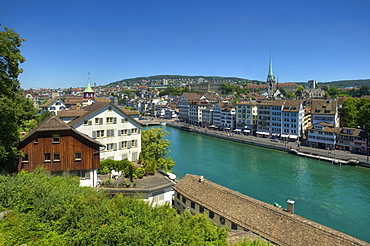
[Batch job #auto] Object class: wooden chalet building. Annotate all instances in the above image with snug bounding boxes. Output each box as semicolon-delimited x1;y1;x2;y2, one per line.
18;115;103;187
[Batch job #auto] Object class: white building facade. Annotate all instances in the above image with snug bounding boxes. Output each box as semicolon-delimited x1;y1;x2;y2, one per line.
64;102;142;162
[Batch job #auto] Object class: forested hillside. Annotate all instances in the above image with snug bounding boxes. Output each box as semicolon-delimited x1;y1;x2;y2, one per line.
106;75;370;89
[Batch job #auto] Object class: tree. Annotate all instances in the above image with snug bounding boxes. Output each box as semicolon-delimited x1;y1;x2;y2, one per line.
327;86;340;98
358;98;370;130
0;25;36;171
295;86;305;97
139;128;175;174
341;97;359;127
0;168;228;245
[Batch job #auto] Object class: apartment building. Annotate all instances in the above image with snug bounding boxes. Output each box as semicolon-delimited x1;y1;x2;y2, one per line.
58;101;141;162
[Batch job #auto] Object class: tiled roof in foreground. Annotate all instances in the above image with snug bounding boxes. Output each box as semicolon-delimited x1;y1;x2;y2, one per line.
173;174;368;246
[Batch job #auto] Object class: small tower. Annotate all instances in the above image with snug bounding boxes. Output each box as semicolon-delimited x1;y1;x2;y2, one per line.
267;53;276;98
83;73;95;99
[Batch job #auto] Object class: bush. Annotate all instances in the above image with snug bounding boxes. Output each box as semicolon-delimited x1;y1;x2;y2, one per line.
99;158;133;174
136;168;145;179
0;169;229;245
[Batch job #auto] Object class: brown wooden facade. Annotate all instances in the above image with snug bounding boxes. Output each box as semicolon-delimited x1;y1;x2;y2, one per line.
18;127;102;173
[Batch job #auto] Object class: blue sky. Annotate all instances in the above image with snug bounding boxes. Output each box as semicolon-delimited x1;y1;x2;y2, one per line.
2;0;370;89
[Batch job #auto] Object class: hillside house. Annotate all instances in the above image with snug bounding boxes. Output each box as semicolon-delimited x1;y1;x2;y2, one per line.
18;115;103;187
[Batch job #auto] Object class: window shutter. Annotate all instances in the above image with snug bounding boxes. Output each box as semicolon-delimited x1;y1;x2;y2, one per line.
114;117;117;124
99;118;103;125
128;129;131;135
128;141;132;149
114;143;117;151
88;120;92;125
118;130;121;136
111;129;114;137
92;131;97;139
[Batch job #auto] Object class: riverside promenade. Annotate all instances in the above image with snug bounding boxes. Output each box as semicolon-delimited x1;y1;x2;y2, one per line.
164;121;370;168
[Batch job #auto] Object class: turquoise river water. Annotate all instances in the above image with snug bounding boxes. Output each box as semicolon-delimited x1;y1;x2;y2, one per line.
149;125;370;243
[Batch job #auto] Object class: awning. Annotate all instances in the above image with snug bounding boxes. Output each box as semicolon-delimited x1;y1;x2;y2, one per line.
256;131;270;135
289;135;298;139
281;134;289;138
234;129;241;132
243;129;251;133
225;127;231;130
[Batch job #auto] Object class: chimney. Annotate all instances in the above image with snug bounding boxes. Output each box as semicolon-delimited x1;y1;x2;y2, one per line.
287;199;295;214
199;176;204;183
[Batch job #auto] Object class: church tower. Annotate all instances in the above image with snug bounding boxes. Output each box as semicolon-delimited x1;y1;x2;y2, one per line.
83;73;95;99
267;54;276;97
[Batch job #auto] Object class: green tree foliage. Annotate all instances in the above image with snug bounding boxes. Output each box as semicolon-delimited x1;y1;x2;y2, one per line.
295;86;305;97
158;86;192;97
278;87;287;98
341;97;370;129
222;83;250;95
99;158;132;174
341;97;359;127
326;86;341;98
0;25;37;171
0;168;228;245
349;85;370;97
357;98;370;130
139;128;175;174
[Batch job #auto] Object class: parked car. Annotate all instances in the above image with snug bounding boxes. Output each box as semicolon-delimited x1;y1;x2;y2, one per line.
270;138;279;142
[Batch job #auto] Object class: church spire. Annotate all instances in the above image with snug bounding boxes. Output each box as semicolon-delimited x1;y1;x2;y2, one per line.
267;53;276;98
267;53;276;82
83;73;95;99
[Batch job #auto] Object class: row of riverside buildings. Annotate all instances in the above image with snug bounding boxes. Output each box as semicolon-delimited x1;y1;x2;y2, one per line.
179;93;368;153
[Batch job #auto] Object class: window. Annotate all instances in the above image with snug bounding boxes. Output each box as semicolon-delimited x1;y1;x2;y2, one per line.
34;138;38;144
120;141;127;149
119;129;128;136
93;130;104;138
209;211;214;219
22;154;29;163
231;223;238;230
107;129;114;137
182;196;187;204
199;206;204;213
131;140;137;147
95;118;103;125
177;193;180;199
220;217;225;225
53;153;60;162
191;201;195;209
44;153;51;162
75;152;82;161
52;134;60;143
106;143;114;150
121;118;127;123
83;120;92;125
106;117;116;124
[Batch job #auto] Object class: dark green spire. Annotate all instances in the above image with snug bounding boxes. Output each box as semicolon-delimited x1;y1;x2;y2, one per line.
267;53;276;82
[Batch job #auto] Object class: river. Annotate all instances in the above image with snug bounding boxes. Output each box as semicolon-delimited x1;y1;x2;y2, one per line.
148;125;370;243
